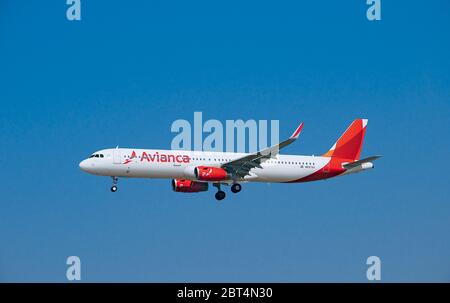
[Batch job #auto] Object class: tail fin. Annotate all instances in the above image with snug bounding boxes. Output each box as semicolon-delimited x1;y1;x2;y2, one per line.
323;119;368;161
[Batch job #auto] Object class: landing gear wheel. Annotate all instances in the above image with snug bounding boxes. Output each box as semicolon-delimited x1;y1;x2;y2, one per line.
215;190;226;201
110;176;118;192
231;183;242;193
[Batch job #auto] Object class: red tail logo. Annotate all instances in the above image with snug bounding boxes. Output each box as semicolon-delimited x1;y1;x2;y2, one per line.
323;119;368;161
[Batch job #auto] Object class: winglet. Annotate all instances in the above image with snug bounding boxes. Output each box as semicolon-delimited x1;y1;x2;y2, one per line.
290;122;304;139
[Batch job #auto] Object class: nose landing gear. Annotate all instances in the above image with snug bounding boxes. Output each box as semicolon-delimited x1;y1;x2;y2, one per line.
111;176;118;192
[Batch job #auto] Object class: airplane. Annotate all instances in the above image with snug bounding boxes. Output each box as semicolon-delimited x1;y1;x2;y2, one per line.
79;119;380;200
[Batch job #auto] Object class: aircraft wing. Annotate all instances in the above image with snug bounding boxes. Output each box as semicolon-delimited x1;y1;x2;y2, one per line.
221;122;304;179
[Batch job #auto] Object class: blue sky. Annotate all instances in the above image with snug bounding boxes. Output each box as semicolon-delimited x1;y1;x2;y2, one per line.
0;0;449;282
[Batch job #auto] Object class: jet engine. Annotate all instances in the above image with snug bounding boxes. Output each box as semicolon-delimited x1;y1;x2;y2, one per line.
194;166;230;181
171;179;209;193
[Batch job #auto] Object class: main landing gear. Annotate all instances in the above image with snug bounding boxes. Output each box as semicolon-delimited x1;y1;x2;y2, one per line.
213;183;242;200
215;190;226;201
213;183;226;201
231;183;242;193
111;176;118;192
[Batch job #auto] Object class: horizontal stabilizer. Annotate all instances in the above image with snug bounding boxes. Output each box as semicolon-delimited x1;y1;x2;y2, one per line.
342;155;382;169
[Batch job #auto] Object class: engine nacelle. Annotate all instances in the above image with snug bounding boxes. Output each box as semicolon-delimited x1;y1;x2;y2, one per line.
194;166;230;181
172;179;209;193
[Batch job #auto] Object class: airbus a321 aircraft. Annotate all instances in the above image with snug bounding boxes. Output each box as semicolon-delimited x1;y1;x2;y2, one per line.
79;119;380;200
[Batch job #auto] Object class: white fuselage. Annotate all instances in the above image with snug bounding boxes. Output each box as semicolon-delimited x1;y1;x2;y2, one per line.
79;148;331;183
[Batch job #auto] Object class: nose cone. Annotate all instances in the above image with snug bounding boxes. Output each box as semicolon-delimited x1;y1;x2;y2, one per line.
79;159;90;172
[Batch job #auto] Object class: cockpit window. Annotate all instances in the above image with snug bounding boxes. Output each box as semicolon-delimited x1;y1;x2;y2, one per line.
89;154;104;158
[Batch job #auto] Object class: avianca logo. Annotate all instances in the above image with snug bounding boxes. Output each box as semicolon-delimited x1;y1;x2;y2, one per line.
203;168;213;176
123;151;136;164
123;151;190;164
